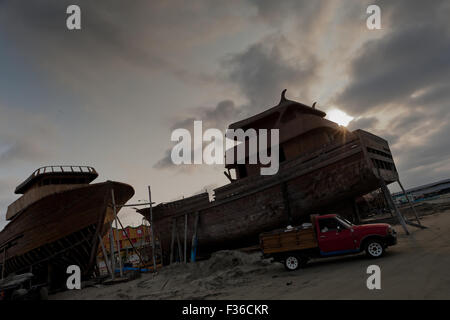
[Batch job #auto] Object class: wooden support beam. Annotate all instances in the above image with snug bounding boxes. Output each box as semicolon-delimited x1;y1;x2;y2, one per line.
22;252;33;266
69;247;85;270
191;212;200;263
98;235;112;276
184;213;188;264
170;218;176;264
87;210;106;273
2;247;7;279
176;226;183;263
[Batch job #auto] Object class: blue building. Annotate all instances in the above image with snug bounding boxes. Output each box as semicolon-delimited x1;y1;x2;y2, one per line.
392;178;450;204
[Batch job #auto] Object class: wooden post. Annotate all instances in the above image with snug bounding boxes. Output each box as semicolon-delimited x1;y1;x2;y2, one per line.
148;186;157;273
397;179;421;226
184;213;188;264
109;224;115;280
111;189;123;278
191;212;200;262
170;218;176;264
98;235;112;276
176;226;183;262
1;247;6;279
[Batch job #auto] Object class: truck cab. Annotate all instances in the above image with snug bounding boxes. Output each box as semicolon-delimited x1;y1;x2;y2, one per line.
260;214;397;271
315;214;396;257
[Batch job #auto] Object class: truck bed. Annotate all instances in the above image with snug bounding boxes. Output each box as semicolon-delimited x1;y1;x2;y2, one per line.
260;226;318;255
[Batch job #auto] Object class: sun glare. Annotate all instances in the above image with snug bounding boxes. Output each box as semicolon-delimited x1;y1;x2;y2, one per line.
326;109;354;127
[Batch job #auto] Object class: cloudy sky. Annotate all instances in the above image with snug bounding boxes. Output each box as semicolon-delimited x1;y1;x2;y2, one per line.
1;0;449;230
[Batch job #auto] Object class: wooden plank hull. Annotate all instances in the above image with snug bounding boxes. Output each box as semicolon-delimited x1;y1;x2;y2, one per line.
0;181;134;282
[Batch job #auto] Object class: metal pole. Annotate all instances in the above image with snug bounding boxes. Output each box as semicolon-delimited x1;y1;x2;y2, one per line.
397;179;421;226
111;189;123;278
377;168;409;234
109;223;116;280
148;186;157;273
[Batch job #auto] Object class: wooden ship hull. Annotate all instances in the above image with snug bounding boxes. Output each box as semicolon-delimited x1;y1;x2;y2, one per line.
143;130;399;263
0;181;134;285
137;91;401;264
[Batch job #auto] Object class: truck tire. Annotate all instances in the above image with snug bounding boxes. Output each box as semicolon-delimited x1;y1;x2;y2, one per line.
284;254;307;271
365;239;384;258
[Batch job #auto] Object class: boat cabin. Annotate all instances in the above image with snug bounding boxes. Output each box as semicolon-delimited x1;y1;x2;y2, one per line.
225;90;352;180
14;166;98;194
6;166;98;221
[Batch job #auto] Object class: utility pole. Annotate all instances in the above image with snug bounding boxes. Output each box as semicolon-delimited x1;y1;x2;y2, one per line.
148;186;157;273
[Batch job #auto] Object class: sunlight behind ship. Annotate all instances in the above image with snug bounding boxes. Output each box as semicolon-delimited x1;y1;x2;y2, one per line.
326;109;354;127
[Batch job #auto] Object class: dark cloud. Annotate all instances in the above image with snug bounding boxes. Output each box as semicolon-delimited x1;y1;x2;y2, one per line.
250;0;326;29
153;100;240;170
0;178;16;231
223;34;318;113
392;113;450;172
0;141;45;163
0;0;251;94
1;0;449;200
0;106;57;167
335;1;450;114
154;30;322;171
347;116;379;132
333;0;450;188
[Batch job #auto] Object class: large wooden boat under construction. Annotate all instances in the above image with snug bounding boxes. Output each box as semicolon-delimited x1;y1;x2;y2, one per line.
0;166;134;286
139;90;400;263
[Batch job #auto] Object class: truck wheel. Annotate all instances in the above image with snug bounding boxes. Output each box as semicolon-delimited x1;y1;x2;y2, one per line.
284;255;302;271
365;240;384;258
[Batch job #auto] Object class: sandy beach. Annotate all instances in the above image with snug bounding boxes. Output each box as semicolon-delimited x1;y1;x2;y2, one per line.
51;209;450;300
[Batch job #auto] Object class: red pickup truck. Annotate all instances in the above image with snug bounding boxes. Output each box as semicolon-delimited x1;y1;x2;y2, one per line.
260;214;397;271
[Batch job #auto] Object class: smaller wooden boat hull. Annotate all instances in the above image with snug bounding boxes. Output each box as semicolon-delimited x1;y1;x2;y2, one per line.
0;181;134;285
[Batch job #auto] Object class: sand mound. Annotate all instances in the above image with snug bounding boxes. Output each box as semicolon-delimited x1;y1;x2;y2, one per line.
129;250;276;299
50;249;279;300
